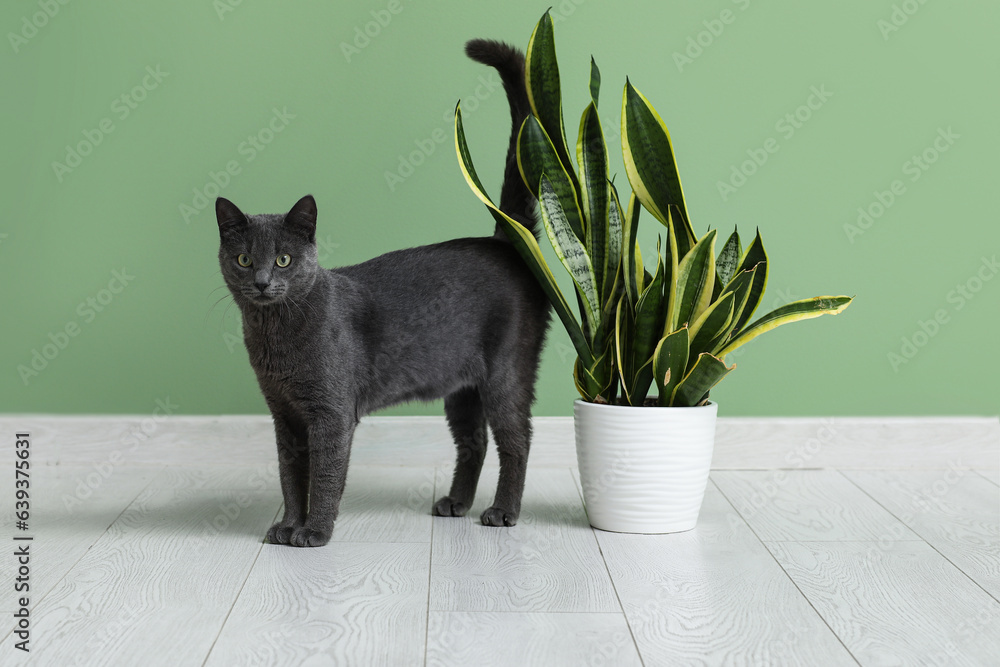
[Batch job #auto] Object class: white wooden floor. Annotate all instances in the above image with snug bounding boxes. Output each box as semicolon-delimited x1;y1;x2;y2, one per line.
0;416;998;666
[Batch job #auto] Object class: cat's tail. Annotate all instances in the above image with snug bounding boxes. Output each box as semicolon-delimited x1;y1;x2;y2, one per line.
464;39;538;240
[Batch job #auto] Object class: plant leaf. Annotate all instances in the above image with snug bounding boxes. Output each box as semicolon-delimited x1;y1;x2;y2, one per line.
710;265;758;353
577;103;609;296
538;175;600;334
652;327;689;406
614;299;633;405
672;229;717;330
668;204;696;260
525;11;578;195
455;103;592;365
717;296;854;359
606;181;624;303
517;115;585;240
730;259;768;337
629;254;665;400
589;56;601;108
671;353;735;407
689;291;734;356
716;227;741;286
737;228;766;276
622;192;641;306
621;81;690;227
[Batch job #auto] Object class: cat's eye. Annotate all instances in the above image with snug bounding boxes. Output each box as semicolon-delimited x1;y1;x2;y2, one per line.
276;254;291;268
237;254;252;267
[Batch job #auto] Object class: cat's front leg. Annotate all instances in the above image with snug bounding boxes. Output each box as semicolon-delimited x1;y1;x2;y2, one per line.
266;411;310;545
289;414;356;547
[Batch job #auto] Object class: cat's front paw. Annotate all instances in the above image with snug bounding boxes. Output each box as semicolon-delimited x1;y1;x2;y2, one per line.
433;496;470;517
289;526;332;547
266;522;300;545
480;506;518;527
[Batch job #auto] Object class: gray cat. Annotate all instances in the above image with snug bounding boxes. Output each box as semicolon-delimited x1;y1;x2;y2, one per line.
214;40;549;547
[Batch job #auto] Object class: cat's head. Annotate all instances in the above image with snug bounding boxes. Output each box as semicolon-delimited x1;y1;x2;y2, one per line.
215;195;320;306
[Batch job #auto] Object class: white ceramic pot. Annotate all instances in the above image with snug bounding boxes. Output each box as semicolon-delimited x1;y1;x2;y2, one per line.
574;399;718;534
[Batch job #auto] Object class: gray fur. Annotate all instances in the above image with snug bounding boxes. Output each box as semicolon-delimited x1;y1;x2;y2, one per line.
214;40;549;547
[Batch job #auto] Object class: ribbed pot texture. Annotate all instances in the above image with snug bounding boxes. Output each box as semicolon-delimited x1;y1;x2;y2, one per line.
574;399;718;533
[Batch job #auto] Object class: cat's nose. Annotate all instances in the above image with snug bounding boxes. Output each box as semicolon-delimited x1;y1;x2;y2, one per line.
254;275;270;293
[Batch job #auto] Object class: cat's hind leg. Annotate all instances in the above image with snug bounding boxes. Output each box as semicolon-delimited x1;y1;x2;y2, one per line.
433;387;488;517
479;381;533;527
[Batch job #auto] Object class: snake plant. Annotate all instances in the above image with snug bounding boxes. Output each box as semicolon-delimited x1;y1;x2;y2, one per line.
455;11;853;407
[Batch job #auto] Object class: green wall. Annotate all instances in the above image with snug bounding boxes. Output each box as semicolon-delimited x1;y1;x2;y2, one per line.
2;1;997;417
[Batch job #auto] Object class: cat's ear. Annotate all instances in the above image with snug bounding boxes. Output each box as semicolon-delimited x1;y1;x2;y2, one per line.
215;197;248;236
285;195;317;242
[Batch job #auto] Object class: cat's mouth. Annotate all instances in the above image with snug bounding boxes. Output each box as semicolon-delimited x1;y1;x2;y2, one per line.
251;293;281;304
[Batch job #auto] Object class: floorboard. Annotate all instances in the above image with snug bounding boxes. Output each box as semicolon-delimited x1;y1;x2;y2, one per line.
976;468;1000;486
712;470;919;542
426;612;642;667
429;467;620;613
768;540;1000;666
598;483;857;666
331;466;437;543
2;468;280;666
206;542;431;667
843;469;1000;601
0;464;160;615
0;416;997;666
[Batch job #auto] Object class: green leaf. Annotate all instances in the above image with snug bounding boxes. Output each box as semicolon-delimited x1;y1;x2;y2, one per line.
710;265;758;353
652;327;689;406
672;229;717;330
525;11;578;194
589;56;601;108
662;207;680;338
671;353;735;407
737;228;767;276
575;348;615;403
577;103;609;295
630;254;665;398
621;81;690;227
606;181;624;303
454;103;592;365
730;259;768;337
689;291;734;356
614;299;634;404
717;296;854;359
668;204;696;260
716;227;741;286
517;115;585;240
538;175;600;335
622;192;641;306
